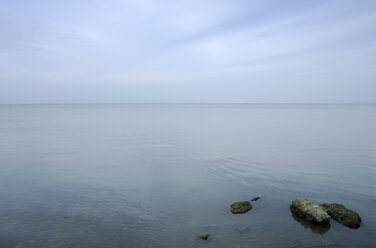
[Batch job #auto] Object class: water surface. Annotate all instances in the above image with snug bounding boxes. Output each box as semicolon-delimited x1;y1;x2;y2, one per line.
0;104;375;248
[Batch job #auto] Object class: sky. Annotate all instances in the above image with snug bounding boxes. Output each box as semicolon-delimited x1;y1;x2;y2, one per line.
0;0;375;103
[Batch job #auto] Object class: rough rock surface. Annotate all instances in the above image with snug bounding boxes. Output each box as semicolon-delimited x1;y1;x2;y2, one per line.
290;198;331;223
321;203;361;228
230;201;253;214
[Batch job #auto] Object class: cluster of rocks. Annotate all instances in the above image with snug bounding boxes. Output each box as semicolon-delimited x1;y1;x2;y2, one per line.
200;196;362;241
290;198;361;229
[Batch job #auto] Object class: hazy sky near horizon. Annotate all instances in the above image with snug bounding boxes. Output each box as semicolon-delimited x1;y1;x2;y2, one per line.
0;0;375;103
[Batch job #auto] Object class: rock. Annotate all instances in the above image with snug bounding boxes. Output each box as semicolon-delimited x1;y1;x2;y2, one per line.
230;201;252;214
199;234;210;240
251;197;260;202
321;203;361;228
290;198;331;223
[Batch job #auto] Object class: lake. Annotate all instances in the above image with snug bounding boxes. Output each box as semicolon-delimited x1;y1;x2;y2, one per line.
0;104;375;248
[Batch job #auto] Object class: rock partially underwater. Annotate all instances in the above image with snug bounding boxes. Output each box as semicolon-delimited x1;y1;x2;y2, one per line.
199;234;210;240
290;198;331;223
321;203;361;228
291;212;331;235
230;201;253;214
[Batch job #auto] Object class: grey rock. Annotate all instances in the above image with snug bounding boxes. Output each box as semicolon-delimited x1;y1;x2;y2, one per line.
251;197;260;202
290;198;331;223
321;203;361;228
199;234;210;240
230;201;252;214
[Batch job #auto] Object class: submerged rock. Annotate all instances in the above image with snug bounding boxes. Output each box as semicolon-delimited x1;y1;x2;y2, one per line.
292;212;331;235
251;197;260;202
321;203;361;228
199;234;210;240
290;198;330;223
236;225;252;233
230;201;253;214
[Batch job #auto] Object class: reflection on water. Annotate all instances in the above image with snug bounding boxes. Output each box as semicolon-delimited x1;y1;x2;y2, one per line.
0;104;375;248
292;212;331;235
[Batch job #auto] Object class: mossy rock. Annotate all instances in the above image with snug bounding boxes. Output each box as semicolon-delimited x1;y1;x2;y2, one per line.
290;198;331;223
321;203;361;228
230;201;252;214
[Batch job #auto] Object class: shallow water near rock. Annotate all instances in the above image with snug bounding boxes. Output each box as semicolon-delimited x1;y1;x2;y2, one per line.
0;104;375;248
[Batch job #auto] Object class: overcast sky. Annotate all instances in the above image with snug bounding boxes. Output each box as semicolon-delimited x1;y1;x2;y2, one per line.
0;0;375;103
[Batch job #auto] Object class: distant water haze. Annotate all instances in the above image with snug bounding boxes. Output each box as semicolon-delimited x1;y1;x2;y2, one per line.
0;104;375;247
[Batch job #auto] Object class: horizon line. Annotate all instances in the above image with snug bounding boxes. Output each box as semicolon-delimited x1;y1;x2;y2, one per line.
0;102;375;105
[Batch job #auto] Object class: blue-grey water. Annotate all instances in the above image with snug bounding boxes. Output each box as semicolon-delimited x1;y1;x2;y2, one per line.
0;104;375;248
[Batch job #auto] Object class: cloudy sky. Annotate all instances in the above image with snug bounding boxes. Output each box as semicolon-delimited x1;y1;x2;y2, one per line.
0;0;375;103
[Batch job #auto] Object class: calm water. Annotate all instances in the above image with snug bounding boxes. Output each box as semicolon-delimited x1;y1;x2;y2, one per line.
0;104;375;248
